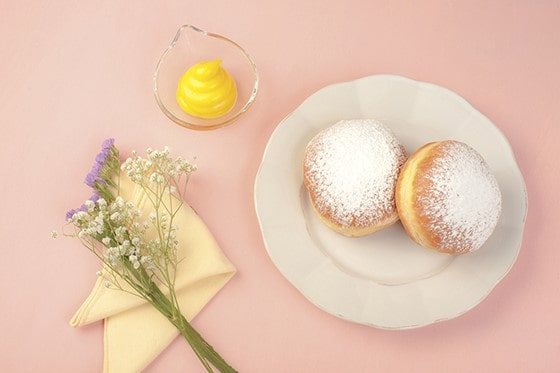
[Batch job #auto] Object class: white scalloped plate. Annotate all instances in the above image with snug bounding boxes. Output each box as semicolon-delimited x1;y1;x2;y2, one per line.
254;75;527;329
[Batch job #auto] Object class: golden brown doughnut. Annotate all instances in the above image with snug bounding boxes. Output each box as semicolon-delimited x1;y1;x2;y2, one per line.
303;119;408;237
395;140;501;254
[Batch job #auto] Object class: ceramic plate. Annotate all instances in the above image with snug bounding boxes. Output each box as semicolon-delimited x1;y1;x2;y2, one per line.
254;75;527;329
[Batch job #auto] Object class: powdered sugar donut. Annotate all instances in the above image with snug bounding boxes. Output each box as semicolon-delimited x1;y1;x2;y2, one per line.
303;119;408;237
395;140;502;254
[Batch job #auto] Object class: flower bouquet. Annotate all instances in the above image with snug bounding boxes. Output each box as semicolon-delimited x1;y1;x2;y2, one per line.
60;139;236;373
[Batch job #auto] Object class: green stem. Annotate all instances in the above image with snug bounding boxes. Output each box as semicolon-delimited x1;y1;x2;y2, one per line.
170;309;237;373
126;262;237;373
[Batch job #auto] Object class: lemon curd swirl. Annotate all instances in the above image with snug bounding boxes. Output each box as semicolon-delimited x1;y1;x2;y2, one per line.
176;60;237;119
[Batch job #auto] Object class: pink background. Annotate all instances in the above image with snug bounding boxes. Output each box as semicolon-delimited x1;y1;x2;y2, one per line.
1;0;559;371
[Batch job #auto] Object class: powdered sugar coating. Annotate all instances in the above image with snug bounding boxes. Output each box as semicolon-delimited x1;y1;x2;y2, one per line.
303;119;407;229
418;141;501;253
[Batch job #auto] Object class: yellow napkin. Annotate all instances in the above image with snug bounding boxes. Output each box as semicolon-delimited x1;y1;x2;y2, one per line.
70;176;236;372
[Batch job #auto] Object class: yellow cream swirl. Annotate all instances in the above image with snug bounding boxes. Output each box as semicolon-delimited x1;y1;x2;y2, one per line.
176;60;237;119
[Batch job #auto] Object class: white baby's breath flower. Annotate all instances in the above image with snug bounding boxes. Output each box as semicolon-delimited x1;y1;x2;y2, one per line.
121;245;130;256
149;172;157;184
140;255;150;264
85;199;95;212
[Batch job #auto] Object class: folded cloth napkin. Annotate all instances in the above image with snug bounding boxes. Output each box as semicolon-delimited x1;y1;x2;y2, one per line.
70;176;236;372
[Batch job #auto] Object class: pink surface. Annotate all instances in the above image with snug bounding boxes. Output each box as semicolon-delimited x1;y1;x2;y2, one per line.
1;1;559;372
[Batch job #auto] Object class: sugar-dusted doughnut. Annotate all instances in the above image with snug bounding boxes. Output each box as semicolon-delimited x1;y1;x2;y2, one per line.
396;140;501;254
303;119;408;237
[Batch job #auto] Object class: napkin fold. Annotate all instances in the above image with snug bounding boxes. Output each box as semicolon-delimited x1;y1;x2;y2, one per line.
70;176;236;372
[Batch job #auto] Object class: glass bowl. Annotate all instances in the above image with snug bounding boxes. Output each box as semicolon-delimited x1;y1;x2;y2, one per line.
154;25;259;130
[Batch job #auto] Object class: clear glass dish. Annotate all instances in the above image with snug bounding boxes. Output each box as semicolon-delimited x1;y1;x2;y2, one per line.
154;25;259;130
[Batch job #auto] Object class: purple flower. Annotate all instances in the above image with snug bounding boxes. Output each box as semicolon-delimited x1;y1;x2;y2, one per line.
65;192;99;221
95;150;109;164
84;138;115;188
84;173;96;187
84;162;101;187
102;138;115;150
90;191;100;203
69;138;117;222
65;209;77;221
